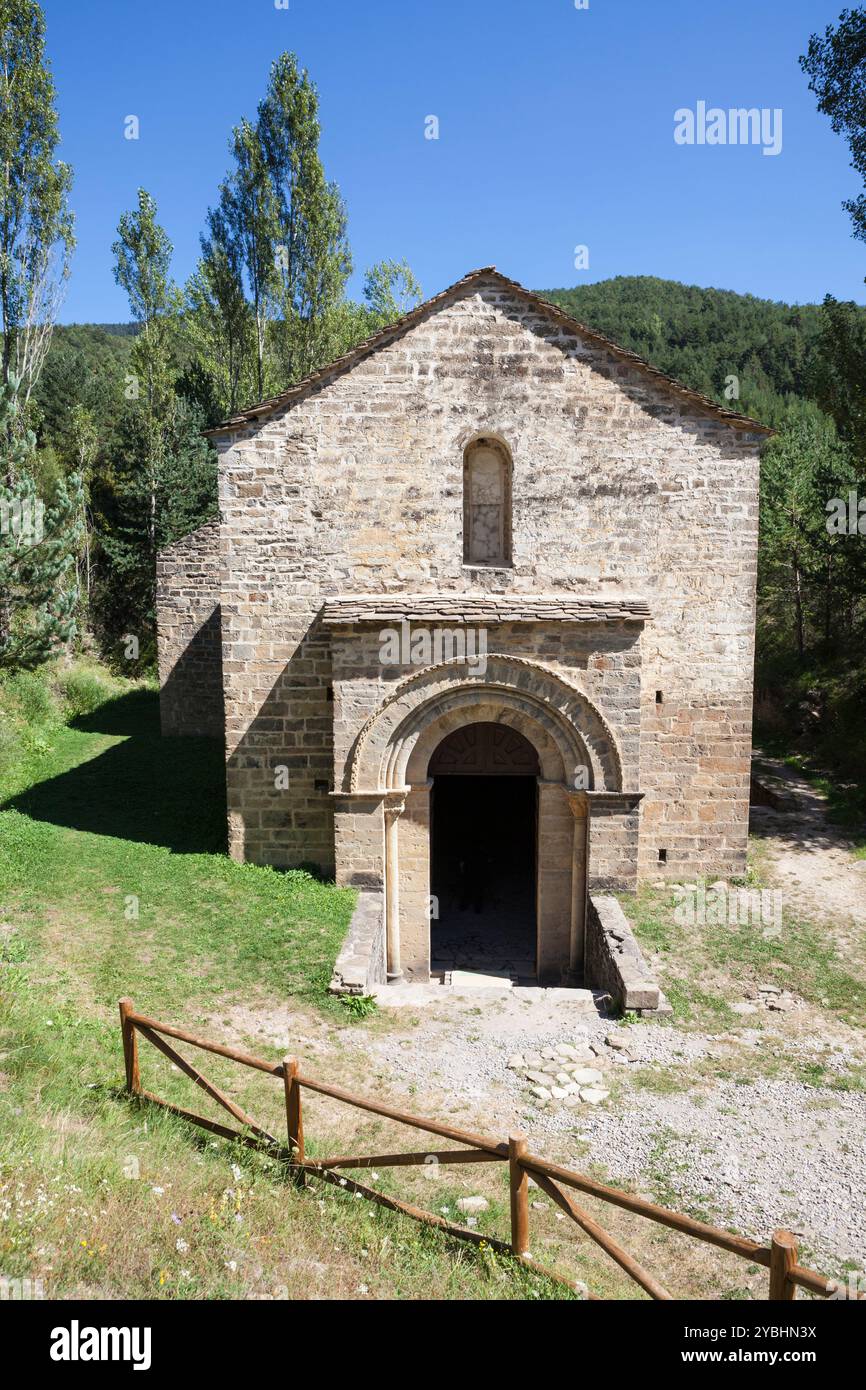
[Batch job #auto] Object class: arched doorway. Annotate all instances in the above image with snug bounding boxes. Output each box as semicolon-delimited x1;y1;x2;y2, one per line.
429;722;540;982
337;656;629;983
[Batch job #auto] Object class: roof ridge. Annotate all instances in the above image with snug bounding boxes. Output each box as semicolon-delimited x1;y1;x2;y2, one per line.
205;267;772;437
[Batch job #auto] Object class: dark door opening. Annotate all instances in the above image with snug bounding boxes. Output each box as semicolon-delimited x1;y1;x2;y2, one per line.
430;773;537;983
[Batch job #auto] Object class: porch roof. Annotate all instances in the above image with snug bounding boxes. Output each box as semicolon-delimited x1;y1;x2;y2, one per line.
320;593;652;626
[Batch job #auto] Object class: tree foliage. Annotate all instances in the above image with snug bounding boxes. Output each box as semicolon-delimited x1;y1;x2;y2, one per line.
801;7;866;244
364;259;423;327
193;53;357;417
0;377;82;668
0;0;74;404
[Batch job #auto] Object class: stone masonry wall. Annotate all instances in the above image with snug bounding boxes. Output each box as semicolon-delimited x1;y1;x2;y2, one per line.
213;277;762;878
156;520;224;740
327;620;644;799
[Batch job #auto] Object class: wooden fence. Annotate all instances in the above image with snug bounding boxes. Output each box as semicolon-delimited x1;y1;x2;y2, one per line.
118;998;860;1302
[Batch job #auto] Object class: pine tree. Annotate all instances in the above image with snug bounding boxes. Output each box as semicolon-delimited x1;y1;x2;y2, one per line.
0;378;82;669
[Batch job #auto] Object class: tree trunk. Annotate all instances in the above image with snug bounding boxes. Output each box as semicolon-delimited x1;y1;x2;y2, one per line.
793;553;805;659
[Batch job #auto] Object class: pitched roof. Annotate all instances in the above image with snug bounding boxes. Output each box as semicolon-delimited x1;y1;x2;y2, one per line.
205;266;773;438
321;593;652;626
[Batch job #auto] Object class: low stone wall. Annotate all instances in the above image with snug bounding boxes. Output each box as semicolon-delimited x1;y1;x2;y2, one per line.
329;891;386;995
585;893;668;1016
750;774;792;812
156;520;224;739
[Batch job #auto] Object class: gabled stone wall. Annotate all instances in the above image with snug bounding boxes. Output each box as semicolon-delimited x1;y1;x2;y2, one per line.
156;520;224;740
206;277;761;881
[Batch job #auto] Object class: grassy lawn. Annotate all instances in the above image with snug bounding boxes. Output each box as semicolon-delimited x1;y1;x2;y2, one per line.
0;674;578;1300
0;682;354;1018
621;866;866;1032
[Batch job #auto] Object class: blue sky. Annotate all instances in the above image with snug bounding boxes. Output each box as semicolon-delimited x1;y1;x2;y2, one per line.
43;0;865;322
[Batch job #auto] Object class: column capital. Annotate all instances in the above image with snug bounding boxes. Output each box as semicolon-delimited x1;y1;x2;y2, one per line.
383;790;408;823
565;789;589;820
331;786;412;810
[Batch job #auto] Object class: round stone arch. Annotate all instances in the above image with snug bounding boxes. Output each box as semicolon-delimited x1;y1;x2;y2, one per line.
343;657;622;986
345;654;623;796
405;698;567;781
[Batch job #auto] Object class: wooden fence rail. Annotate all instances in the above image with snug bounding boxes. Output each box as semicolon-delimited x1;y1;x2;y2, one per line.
117;999;861;1302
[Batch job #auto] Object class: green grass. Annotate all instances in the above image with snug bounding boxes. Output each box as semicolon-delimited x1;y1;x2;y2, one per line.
0;672;581;1300
621;870;866;1030
0;957;572;1301
0;683;355;1019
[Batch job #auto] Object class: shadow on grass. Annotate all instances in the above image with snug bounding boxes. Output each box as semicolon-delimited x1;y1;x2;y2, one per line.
3;689;227;855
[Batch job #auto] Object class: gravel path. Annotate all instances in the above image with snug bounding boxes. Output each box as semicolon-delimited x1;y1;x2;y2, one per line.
224;756;866;1280
367;1001;866;1271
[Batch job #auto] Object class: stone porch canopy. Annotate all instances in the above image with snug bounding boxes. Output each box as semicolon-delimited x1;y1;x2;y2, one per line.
320;594;653;625
323;591;651;800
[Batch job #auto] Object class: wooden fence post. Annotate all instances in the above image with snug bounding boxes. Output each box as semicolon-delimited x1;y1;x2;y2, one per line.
509;1134;529;1257
769;1230;798;1300
283;1057;305;1184
118;998;140;1095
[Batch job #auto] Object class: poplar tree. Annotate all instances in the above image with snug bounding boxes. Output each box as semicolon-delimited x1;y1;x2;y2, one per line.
112;188;177;550
0;0;74;407
213;120;278;402
185;210;253;419
257;52;352;381
204;52;353;401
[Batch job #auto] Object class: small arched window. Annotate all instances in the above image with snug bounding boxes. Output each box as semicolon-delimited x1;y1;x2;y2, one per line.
463;437;511;566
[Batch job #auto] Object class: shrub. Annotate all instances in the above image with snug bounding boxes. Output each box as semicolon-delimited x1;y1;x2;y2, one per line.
57;666;116;721
3;669;57;726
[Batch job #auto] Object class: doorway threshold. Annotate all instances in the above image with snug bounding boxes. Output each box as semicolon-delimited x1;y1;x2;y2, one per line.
445;969;516;989
371;978;599;1011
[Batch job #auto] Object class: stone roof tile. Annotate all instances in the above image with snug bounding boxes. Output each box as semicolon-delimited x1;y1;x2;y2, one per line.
320;593;651;626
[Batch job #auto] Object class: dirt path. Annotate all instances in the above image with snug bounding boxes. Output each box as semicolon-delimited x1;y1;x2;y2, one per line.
750;752;866;955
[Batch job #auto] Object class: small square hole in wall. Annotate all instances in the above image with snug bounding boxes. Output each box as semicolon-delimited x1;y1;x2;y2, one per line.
326;686;334;702
314;780;329;793
655;690;663;704
658;848;667;863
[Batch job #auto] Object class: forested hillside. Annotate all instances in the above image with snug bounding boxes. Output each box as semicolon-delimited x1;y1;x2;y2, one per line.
542;277;833;426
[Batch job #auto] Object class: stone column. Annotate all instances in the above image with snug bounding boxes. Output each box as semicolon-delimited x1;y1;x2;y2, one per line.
535;779;574;984
383;792;407;980
398;780;433;981
566;790;589;977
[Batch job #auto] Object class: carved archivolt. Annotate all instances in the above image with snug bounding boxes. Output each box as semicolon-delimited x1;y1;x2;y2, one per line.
343;654;624;794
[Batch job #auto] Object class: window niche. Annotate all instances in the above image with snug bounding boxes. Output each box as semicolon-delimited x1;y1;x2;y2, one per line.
463;436;512;567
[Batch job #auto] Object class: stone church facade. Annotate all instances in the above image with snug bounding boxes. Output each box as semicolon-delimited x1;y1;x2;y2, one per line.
157;268;769;986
